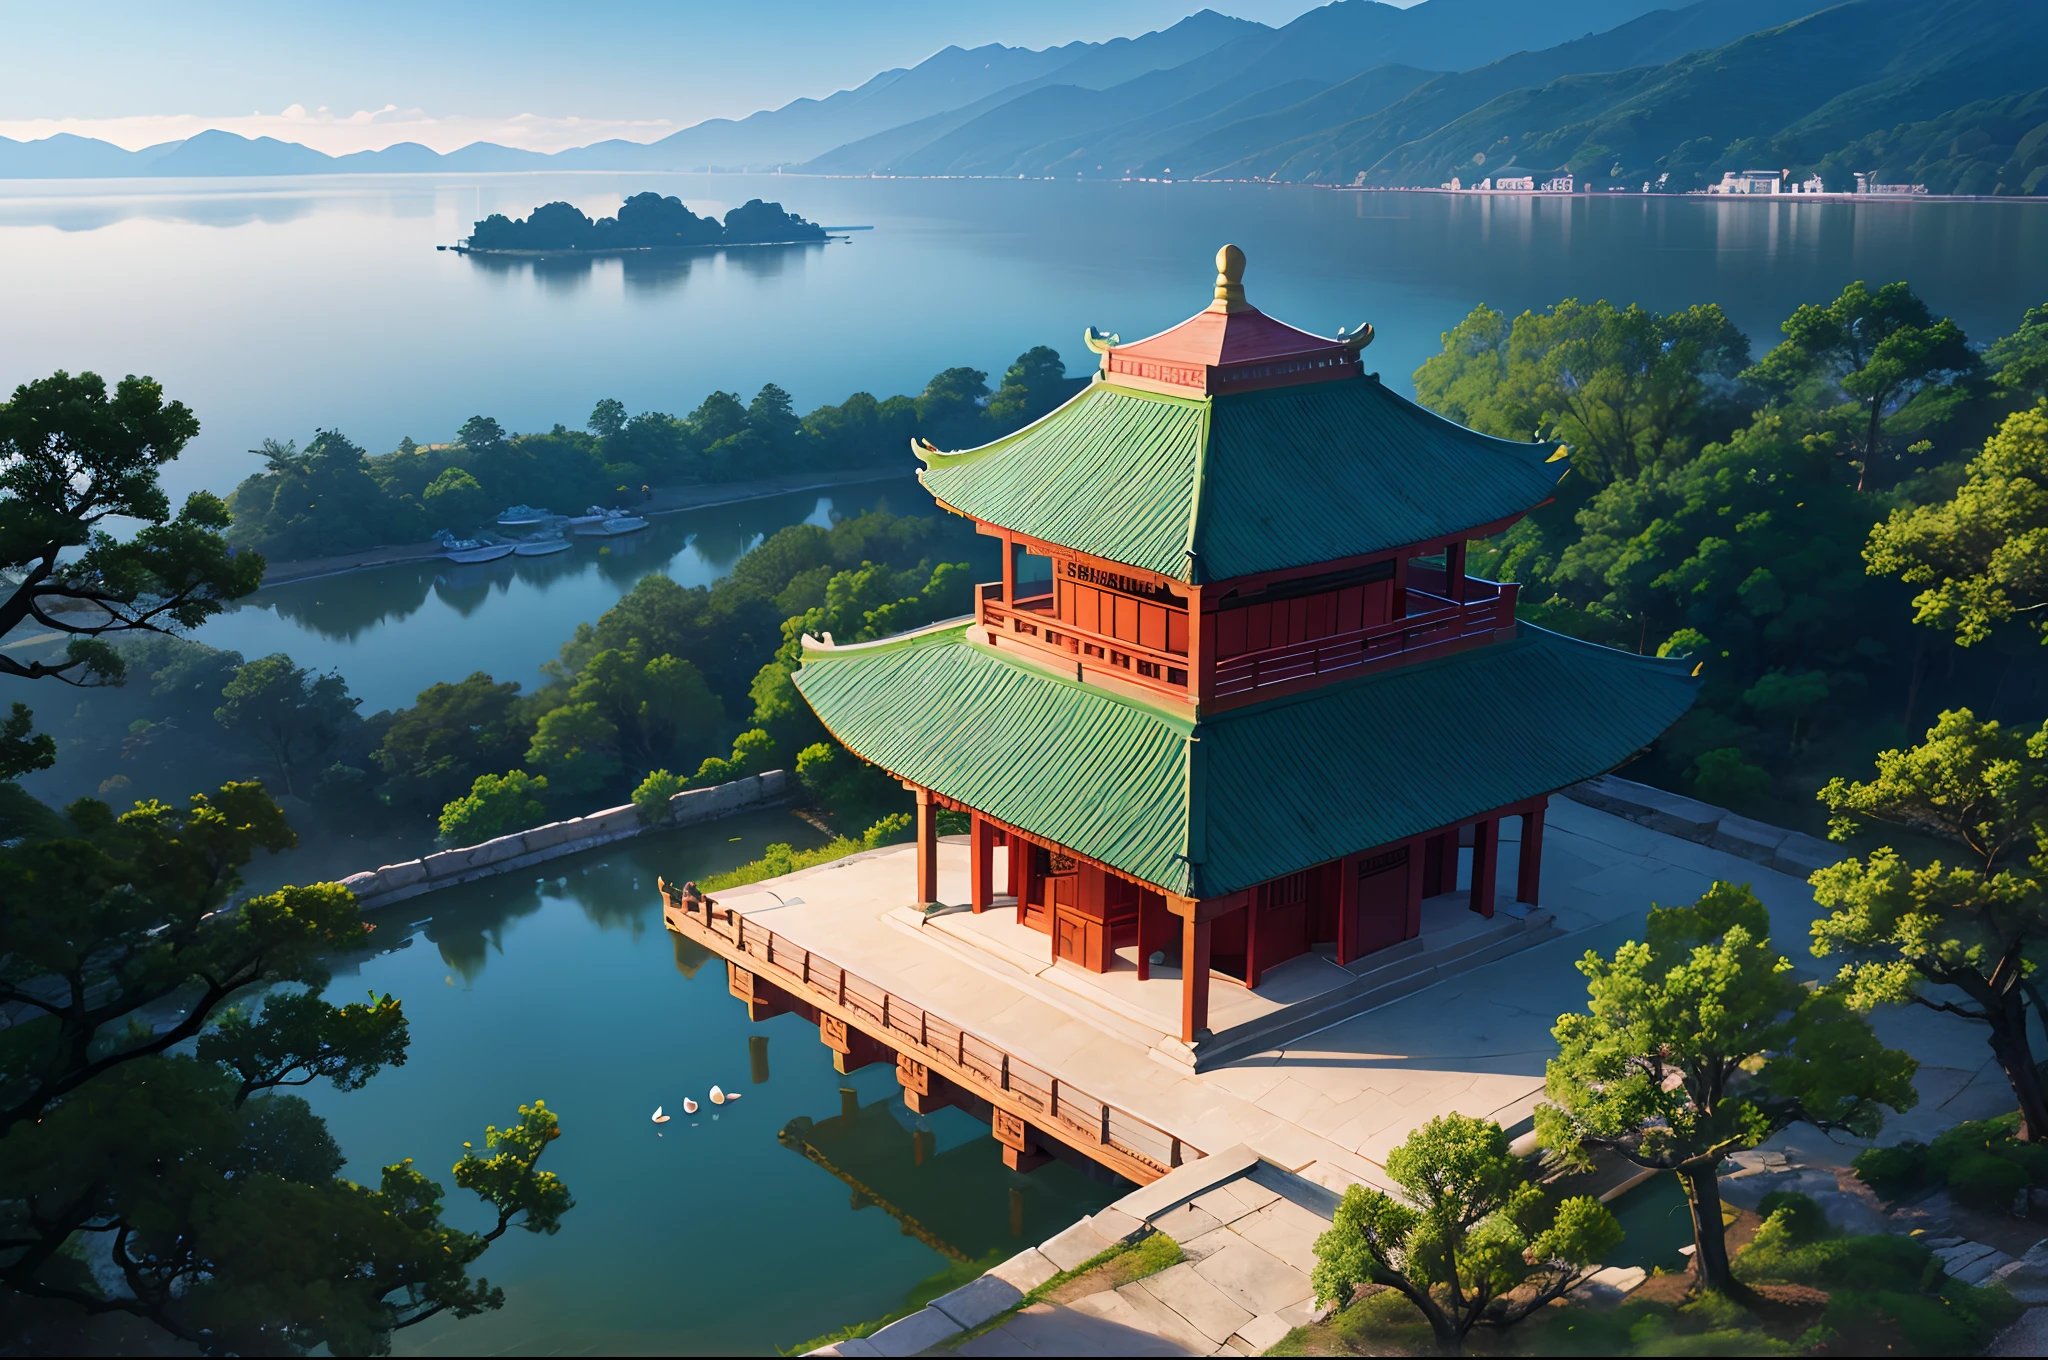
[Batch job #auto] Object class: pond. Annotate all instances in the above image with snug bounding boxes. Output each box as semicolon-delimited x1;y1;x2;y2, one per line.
304;806;1123;1356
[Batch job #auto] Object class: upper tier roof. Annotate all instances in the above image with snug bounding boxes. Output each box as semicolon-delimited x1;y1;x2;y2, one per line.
919;375;1566;584
917;244;1565;583
794;622;1698;898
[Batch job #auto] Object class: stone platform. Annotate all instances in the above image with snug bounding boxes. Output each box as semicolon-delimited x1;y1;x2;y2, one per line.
697;783;2016;1198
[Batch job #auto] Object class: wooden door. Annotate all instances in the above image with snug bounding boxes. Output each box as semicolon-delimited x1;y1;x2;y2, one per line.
1054;909;1103;970
1357;846;1412;957
1021;845;1075;936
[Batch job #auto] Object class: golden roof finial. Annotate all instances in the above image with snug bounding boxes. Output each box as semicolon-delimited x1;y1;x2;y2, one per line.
1210;243;1249;314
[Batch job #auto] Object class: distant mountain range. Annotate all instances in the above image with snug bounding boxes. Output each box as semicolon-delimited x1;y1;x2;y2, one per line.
4;0;2044;194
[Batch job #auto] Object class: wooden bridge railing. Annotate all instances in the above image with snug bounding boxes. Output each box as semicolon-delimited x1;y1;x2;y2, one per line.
661;881;1198;1180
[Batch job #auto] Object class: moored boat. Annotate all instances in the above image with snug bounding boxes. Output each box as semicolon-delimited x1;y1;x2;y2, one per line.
496;504;552;528
433;529;517;563
571;508;650;537
513;534;572;556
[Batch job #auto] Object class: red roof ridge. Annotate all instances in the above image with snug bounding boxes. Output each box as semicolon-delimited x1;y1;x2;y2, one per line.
1089;245;1374;398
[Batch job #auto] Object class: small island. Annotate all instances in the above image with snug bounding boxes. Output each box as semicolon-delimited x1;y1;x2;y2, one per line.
459;192;829;254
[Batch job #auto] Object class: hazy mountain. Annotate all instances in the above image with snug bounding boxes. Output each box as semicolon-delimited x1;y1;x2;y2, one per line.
1180;0;1835;181
1309;0;2047;189
555;9;1266;170
801;0;1693;177
1820;86;2048;195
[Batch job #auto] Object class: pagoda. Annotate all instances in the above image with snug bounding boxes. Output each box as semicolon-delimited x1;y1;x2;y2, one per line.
793;247;1696;1047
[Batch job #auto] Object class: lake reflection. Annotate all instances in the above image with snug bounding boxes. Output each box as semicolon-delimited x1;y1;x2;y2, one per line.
196;483;883;710
5;174;2045;516
310;808;1120;1356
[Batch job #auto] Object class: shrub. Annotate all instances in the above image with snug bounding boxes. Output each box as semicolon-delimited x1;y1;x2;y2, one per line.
1853;1141;1928;1192
632;768;685;824
437;769;548;844
699;815;917;892
1735;1232;1932;1293
1754;1191;1828;1245
862;813;913;848
1689;746;1772;805
1947;1152;2028;1208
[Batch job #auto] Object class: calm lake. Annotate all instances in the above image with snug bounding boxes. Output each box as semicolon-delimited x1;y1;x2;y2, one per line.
305;808;1120;1356
7;176;2048;1352
7;174;2045;698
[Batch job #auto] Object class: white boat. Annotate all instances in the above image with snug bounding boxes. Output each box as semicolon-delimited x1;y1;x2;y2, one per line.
496;504;552;528
513;534;571;557
433;529;516;564
572;508;651;537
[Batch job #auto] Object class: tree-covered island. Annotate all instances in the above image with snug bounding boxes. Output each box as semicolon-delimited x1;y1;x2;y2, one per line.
464;192;826;253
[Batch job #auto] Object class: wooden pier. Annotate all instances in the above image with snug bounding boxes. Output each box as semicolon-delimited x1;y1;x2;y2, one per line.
660;878;1198;1185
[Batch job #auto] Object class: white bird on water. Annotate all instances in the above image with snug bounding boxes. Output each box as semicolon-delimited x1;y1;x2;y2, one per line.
682;1097;699;1114
651;1106;671;1124
710;1085;725;1105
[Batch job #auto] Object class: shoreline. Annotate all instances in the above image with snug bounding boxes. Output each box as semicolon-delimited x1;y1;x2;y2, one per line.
253;464;917;588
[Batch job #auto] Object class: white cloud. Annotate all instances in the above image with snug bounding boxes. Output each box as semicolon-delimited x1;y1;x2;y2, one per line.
0;106;682;156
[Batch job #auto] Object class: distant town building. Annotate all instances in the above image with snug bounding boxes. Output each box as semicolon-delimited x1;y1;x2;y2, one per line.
1800;174;1825;194
1711;169;1785;195
1540;174;1574;193
1495;175;1534;191
1861;175;1928;196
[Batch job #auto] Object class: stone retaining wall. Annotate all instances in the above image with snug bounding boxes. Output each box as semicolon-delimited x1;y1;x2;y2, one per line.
1563;773;1840;879
341;769;788;910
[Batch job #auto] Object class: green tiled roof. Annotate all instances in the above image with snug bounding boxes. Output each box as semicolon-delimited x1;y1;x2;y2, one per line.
917;377;1564;584
793;624;1697;897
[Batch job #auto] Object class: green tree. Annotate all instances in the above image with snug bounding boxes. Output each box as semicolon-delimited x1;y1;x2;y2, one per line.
1812;708;2048;1141
423;466;490;529
523;702;622;798
985;346;1076;428
1865;403;2048;646
1310;1114;1621;1356
631;767;685;823
1537;882;1917;1293
915;366;991;447
1987;302;2048;401
1413;300;1748;487
587;397;627;440
569;643;724;779
214;653;362;795
373;671;534;816
438;769;549;844
0;370;262;683
1744;280;1978;490
457;415;508;457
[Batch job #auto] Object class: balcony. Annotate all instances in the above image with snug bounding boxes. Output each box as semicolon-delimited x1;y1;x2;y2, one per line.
978;583;1191;698
1211;578;1518;700
975;571;1520;706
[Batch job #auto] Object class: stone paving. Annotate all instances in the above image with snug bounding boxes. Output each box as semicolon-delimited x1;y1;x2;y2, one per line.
709;789;2013;1207
820;1148;1335;1358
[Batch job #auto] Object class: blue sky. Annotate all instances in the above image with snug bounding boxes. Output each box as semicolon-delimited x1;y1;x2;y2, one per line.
0;1;1354;149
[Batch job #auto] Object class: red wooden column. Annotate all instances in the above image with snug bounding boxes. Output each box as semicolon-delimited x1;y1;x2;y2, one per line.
1404;837;1426;939
1434;832;1460;897
914;786;939;906
970;813;995;912
1335;853;1360;966
1244;889;1264;989
1469;816;1498;918
1173;898;1213;1044
1517;798;1548;906
1136;891;1151;981
1003;830;1021;899
1446;540;1468;603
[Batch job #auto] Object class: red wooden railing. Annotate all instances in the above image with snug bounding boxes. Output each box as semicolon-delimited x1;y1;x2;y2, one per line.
1211;580;1518;699
661;884;1197;1178
979;592;1191;695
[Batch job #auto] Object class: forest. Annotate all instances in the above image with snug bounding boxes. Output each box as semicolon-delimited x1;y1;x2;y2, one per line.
222;345;1079;563
464;192;826;252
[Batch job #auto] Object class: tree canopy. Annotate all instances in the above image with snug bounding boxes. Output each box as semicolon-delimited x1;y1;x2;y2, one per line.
0;370;263;683
1537;882;1916;1293
1311;1114;1621;1355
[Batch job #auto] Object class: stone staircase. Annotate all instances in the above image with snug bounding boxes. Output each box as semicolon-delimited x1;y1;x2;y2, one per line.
1184;904;1561;1071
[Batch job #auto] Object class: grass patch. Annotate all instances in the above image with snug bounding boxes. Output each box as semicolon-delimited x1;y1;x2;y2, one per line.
939;1231;1183;1349
779;1251;998;1356
701;813;911;891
